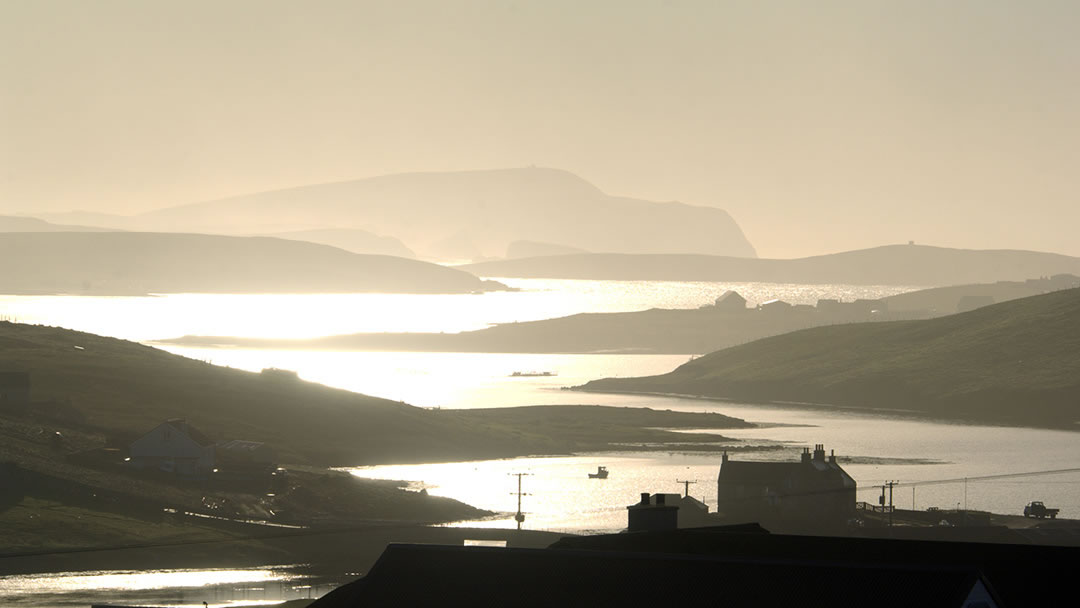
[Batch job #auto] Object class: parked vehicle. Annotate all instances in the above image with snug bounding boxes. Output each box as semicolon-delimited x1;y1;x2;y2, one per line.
1023;501;1059;519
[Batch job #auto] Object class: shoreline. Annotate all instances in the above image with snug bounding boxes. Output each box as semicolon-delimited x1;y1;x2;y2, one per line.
570;386;1080;433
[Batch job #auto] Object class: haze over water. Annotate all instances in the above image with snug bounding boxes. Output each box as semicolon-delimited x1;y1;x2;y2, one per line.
3;278;1076;527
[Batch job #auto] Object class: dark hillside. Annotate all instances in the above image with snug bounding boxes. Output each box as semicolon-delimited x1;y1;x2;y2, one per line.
581;289;1080;429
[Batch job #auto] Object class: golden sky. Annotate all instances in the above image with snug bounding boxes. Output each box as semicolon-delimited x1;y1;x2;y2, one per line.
2;1;1077;258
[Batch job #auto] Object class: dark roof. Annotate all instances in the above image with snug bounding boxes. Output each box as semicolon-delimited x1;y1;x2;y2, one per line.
311;542;992;608
0;371;29;388
164;418;213;447
551;525;1079;607
714;290;747;305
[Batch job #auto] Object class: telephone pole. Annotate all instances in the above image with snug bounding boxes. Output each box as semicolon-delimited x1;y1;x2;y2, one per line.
885;480;899;527
676;479;697;498
509;473;531;530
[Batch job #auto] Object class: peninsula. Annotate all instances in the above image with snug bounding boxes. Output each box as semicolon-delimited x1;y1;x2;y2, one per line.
578;288;1080;430
0;232;501;295
461;244;1080;286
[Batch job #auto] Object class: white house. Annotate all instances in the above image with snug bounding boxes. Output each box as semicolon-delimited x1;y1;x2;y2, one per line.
129;419;215;477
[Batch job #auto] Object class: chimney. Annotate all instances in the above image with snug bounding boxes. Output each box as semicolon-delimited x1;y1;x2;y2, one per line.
813;444;826;462
640;492;650;505
829;449;836;464
722;451;728;464
801;447;811;463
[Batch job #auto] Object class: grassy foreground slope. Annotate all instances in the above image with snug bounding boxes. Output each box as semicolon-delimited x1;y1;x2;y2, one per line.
0;321;529;465
0;322;749;466
580;288;1080;429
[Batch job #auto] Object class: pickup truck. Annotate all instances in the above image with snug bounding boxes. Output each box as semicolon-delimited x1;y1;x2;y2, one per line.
1023;501;1059;519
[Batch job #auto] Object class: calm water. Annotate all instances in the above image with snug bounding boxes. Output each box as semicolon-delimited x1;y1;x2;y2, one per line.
0;565;336;608
0;278;916;341
346;400;1080;532
1;278;1077;604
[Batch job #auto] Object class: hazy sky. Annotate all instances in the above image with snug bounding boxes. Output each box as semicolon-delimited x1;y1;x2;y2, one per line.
2;1;1078;258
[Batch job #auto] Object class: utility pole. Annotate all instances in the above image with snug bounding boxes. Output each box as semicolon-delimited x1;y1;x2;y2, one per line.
885;480;899;527
676;479;697;498
509;473;531;530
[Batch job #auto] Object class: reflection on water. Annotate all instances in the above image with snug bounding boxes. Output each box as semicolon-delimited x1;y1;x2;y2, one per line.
0;279;916;342
154;349;690;409
349;403;1080;531
0;565;330;608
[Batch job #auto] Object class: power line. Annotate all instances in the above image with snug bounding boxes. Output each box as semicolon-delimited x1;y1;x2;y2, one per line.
2;466;1077;561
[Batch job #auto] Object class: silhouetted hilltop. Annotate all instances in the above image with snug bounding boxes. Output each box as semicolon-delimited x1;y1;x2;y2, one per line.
580;288;1080;429
0;232;497;295
264;228;416;258
883;274;1080;313
0;215;115;232
164;276;1080;356
463;244;1080;286
506;240;587;259
116;168;755;260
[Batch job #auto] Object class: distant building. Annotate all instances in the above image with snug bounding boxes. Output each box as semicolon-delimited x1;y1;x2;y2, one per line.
261;367;299;381
758;299;792;313
129;419;216;477
627;492;680;531
0;372;30;411
627;492;712;531
712;290;748;312
716;444;856;527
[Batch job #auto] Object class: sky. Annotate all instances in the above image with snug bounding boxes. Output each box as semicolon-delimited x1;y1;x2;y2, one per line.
1;0;1078;258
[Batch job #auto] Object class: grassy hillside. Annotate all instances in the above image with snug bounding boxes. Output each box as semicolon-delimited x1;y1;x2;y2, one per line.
0;322;749;466
580;288;1080;429
0;232;497;295
463;245;1080;286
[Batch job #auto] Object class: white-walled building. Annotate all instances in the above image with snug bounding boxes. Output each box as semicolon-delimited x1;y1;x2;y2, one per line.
129;419;215;477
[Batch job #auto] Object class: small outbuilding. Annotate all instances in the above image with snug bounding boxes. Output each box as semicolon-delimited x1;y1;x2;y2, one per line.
129;419;216;477
712;290;748;312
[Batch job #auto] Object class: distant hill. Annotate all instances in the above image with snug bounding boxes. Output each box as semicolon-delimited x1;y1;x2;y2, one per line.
462;245;1080;286
883;275;1080;313
109;168;755;261
580;288;1080;430
164;276;1080;356
263;228;416;258
0;232;498;295
0;215;116;233
506;240;587;259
